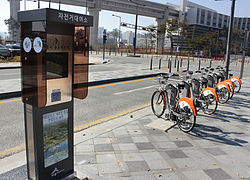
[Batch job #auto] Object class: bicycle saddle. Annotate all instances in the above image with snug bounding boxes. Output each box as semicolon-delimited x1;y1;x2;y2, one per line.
195;70;201;73
177;82;186;89
188;71;193;75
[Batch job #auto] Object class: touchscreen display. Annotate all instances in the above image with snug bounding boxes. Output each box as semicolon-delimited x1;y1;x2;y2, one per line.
46;52;68;79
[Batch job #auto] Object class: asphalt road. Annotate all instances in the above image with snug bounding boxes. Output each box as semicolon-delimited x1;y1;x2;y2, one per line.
0;77;157;154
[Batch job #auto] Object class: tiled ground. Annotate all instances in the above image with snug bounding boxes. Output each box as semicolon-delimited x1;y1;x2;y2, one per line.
74;85;250;179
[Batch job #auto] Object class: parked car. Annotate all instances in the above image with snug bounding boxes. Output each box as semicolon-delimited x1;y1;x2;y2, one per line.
5;44;20;57
0;44;10;58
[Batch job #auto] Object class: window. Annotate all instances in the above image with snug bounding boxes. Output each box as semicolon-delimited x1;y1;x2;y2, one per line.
207;11;211;26
196;9;200;23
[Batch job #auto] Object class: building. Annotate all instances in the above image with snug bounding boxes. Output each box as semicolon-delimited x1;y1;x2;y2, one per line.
171;1;250;54
122;31;134;46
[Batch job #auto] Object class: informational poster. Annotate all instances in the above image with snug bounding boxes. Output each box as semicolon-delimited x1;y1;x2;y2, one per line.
43;109;68;168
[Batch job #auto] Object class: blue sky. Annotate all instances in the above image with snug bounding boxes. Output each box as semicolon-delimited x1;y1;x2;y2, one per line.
0;0;250;35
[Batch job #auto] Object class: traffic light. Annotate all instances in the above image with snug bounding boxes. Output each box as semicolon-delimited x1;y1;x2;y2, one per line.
103;35;107;44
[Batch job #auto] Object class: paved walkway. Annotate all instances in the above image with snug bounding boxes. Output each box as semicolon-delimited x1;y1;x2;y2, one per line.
0;79;250;180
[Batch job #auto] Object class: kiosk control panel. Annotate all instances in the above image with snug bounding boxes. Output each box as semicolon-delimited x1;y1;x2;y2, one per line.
18;8;93;180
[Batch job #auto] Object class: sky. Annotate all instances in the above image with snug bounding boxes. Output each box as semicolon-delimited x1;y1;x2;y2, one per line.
0;0;250;35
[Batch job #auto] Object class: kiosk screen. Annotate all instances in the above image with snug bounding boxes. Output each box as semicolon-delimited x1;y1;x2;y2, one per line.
43;109;69;167
46;52;68;80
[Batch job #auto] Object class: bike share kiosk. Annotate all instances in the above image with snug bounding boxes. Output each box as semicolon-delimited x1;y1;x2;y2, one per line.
18;8;93;179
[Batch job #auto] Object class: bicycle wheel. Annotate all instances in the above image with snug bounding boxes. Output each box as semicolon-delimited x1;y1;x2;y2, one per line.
176;106;196;133
217;87;230;104
151;91;165;117
233;80;241;93
201;94;218;115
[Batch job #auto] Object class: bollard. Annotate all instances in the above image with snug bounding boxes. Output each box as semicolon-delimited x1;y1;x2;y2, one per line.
177;60;179;72
150;57;153;70
174;56;177;68
169;59;172;73
180;58;183;67
209;59;212;68
198;59;201;70
168;58;170;68
159;58;162;69
187;57;190;71
121;52;123;56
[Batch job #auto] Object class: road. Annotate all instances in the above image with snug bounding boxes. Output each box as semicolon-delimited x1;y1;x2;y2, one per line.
0;77;157;155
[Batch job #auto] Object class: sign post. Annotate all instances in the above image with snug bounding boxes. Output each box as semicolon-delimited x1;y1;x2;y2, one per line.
103;29;107;61
18;8;93;180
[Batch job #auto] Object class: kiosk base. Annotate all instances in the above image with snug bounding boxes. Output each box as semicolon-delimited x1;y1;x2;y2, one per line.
24;101;74;180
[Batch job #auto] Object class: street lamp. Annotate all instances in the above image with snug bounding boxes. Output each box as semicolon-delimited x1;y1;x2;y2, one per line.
112;14;121;53
85;0;88;15
215;0;236;79
128;0;145;56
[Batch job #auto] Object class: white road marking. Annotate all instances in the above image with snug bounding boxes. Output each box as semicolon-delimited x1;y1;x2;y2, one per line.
0;73;20;76
114;85;155;95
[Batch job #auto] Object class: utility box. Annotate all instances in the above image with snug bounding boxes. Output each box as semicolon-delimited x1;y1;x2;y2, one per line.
18;8;93;180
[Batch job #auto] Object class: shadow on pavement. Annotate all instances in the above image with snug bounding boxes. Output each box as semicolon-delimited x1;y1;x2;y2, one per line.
188;123;248;146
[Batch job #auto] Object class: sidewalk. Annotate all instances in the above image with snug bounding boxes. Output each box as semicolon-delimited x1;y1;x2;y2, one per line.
0;79;250;180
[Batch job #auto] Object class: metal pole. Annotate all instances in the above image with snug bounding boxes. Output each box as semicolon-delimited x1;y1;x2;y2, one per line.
24;0;26;10
150;56;153;70
198;59;201;70
240;30;249;79
49;0;51;8
159;58;162;69
85;0;87;15
225;0;236;79
134;6;138;56
169;59;172;73
38;0;40;8
119;17;121;54
187;56;190;71
59;0;61;10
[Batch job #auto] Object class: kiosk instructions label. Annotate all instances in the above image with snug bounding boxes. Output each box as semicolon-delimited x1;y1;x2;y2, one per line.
43;109;69;168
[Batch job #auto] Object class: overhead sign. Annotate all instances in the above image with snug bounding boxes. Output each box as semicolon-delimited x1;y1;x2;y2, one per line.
18;8;93;26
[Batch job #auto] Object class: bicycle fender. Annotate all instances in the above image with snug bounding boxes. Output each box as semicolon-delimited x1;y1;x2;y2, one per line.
230;76;242;85
201;88;218;102
161;92;167;110
178;97;197;116
216;82;231;93
223;80;235;90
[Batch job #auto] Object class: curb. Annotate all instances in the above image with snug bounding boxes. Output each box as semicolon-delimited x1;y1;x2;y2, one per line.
0;66;21;70
0;73;160;100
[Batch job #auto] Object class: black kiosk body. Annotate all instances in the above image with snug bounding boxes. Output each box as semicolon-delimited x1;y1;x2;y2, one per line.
18;8;93;180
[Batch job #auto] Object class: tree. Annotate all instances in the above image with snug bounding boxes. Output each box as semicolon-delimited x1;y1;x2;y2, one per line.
4;17;20;34
146;25;157;54
108;29;119;52
231;28;244;55
0;35;3;44
166;18;179;54
165;18;190;54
